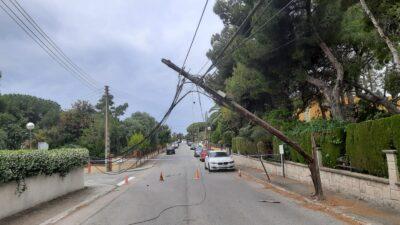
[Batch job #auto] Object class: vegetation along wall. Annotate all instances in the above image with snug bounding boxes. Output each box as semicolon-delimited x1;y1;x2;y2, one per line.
346;115;400;177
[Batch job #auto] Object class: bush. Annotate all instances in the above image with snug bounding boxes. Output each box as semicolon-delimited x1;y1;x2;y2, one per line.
232;137;257;155
316;129;345;168
222;131;234;147
346;115;400;177
256;141;268;154
0;148;88;193
273;120;346;168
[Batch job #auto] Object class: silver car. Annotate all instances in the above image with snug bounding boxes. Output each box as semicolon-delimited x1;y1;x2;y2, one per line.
205;151;235;171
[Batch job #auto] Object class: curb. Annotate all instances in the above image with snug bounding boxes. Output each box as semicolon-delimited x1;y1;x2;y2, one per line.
39;185;117;225
40;158;159;225
239;169;373;225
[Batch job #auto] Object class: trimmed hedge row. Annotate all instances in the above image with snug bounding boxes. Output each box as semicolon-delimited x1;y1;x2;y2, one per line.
232;137;257;155
233;115;400;178
346;115;400;177
0;148;89;190
272;115;400;177
273;128;345;168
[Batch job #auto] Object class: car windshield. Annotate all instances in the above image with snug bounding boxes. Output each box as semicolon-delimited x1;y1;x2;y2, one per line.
209;152;228;157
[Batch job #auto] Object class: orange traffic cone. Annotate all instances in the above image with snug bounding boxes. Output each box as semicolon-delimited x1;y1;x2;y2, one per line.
124;175;129;185
159;172;164;182
194;168;200;180
238;169;242;177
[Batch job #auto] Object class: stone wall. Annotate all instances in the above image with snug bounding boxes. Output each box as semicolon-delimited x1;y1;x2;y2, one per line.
233;154;400;210
0;168;84;219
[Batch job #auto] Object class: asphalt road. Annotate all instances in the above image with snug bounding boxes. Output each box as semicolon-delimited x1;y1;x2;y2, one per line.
60;144;344;225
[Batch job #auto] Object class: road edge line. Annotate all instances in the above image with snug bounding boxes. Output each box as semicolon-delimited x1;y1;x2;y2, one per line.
39;185;117;225
40;152;162;225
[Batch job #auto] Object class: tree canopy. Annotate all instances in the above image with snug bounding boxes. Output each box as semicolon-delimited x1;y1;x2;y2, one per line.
194;0;400;152
0;91;171;157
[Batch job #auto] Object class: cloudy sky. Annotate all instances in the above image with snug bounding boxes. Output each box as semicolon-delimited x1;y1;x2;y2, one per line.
0;0;223;133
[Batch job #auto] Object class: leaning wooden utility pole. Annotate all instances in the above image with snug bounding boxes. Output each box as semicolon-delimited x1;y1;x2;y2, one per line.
162;58;324;199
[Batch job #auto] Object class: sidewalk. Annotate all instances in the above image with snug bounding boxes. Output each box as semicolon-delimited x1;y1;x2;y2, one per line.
239;165;400;225
0;184;115;225
0;155;157;225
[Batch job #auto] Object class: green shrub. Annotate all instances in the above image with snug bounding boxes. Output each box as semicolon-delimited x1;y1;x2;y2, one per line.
257;141;267;154
232;136;257;155
273;126;345;168
346;115;400;177
0;148;88;193
222;131;234;147
317;129;345;168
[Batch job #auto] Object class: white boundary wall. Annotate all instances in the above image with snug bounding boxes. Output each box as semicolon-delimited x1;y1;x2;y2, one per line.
233;154;400;210
0;168;84;219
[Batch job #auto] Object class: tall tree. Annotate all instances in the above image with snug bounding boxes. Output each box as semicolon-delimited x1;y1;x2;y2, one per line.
359;0;400;72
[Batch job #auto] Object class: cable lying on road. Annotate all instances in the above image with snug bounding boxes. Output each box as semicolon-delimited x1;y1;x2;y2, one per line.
259;200;281;203
128;169;207;225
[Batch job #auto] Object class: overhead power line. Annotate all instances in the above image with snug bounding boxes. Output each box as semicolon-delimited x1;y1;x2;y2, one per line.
0;0;100;90
97;0;211;174
200;0;295;78
10;0;100;87
181;0;209;71
236;0;295;51
200;0;266;77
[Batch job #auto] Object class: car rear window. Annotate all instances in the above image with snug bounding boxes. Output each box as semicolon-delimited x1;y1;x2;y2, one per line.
209;152;228;157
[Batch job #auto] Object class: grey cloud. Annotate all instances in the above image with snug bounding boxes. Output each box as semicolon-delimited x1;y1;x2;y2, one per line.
0;0;222;133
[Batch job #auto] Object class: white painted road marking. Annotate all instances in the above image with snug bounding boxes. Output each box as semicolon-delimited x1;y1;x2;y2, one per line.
117;176;135;186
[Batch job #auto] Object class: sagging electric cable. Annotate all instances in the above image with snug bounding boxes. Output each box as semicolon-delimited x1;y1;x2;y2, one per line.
0;0;100;90
200;0;266;77
98;0;210;173
93;88;196;175
86;0;210;174
200;0;295;79
128;168;207;225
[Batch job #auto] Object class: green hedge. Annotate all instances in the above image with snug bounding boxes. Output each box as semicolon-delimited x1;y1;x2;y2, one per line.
232;137;257;155
0;148;88;192
273;128;345;168
346;115;400;177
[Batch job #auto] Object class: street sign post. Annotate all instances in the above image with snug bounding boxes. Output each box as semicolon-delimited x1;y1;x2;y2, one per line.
279;144;285;178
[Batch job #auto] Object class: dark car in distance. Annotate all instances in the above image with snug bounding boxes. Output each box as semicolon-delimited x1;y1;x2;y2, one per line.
166;146;175;155
194;146;202;157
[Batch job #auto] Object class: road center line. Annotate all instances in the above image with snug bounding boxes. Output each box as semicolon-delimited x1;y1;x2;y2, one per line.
117;176;135;186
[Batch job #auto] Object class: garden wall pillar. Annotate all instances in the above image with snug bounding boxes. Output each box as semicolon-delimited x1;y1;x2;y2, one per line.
383;150;399;187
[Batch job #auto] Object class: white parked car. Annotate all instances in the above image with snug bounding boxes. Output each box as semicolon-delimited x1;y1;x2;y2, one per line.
205;151;235;171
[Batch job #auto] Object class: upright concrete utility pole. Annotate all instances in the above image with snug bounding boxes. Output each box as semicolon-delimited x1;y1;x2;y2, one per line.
104;85;111;172
162;58;324;199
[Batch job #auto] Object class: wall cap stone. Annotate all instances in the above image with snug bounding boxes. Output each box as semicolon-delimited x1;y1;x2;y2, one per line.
320;167;389;185
285;161;308;168
383;150;397;154
232;154;281;167
233;154;390;185
262;159;281;167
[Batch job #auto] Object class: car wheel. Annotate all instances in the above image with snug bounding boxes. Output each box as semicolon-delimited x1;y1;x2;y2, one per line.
208;164;213;172
204;163;208;170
